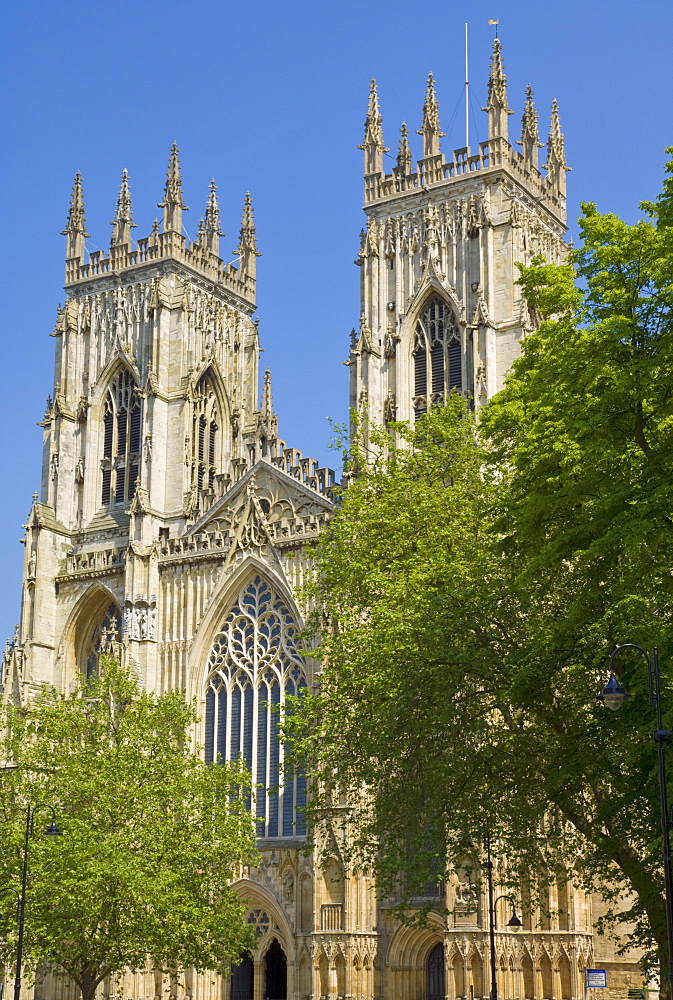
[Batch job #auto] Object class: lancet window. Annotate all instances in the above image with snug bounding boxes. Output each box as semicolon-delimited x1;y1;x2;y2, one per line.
191;375;219;498
204;575;307;839
412;296;461;416
100;370;142;505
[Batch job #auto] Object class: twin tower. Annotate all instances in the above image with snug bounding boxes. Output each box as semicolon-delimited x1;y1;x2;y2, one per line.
0;38;608;1000
351;36;568;432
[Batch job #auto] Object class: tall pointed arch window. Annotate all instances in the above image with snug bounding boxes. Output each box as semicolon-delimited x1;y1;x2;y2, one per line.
82;602;121;679
204;575;307;839
101;370;142;505
412;296;461;417
191;375;219;498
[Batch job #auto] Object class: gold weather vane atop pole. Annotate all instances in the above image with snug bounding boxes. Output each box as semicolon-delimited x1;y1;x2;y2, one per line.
488;18;499;38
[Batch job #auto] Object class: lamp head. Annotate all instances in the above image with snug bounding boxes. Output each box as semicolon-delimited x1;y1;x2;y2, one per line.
598;671;629;711
44;821;62;837
507;908;522;931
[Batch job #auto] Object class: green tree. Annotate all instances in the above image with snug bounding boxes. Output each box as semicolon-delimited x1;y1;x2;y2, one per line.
0;660;257;1000
287;152;673;991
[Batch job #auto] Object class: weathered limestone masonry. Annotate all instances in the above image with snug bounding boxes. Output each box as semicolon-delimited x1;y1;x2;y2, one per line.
0;39;643;1000
349;39;568;433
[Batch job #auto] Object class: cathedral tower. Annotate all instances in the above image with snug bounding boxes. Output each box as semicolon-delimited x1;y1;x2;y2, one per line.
349;38;569;430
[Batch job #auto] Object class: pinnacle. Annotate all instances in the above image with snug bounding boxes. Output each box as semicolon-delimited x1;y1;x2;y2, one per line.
543;99;569;178
549;99;563;140
158;143;188;233
359;77;386;153
110;168;135;245
518;84;543;154
261;367;273;419
485;36;511;113
235;191;261;260
62;171;89;238
159;143;188;209
417;72;445;156
396;122;412;174
204;178;223;252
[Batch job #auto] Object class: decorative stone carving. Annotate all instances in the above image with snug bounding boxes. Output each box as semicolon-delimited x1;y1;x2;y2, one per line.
124;600;157;641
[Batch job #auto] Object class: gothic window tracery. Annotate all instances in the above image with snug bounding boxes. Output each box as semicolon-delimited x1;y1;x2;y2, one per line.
412;296;461;416
82;602;121;679
204;575;307;839
191;375;219;498
100;369;142;505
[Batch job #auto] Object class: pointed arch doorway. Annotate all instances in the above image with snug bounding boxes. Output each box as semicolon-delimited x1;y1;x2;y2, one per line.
427;942;445;1000
264;938;287;1000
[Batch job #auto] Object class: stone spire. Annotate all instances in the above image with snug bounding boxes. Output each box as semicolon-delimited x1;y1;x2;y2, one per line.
110;169;135;246
235;192;261;279
203;179;223;256
359;79;387;176
483;37;512;140
417;73;445;157
158;142;188;234
543;99;570;194
396;123;412;176
518;85;543;168
61;172;89;260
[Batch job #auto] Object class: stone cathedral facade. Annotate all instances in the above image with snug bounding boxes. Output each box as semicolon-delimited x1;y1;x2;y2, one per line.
1;39;641;1000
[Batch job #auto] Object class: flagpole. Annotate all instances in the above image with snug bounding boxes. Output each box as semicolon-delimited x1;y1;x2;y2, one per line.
465;22;469;153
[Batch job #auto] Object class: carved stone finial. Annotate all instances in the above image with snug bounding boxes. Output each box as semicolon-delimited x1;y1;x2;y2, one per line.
158;142;189;234
235;192;261;278
359;78;388;175
417;72;445;158
543;99;570;194
395;122;412;176
517;85;544;168
110;169;136;246
483;37;513;140
261;367;273;421
204;179;223;256
61;172;89;260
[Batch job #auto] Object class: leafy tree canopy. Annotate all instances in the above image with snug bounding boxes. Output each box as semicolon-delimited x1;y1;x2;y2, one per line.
287;150;673;984
0;660;257;1000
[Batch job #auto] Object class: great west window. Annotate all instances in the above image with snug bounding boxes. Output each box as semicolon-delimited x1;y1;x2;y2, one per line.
204;575;307;838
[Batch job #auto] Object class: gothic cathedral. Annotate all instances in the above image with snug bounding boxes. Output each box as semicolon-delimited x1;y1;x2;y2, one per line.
1;39;641;1000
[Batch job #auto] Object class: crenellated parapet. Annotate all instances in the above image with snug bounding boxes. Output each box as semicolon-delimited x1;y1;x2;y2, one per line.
361;38;569;227
63;147;259;307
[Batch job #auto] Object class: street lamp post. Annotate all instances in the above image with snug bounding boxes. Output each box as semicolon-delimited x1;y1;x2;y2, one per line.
483;825;522;1000
13;805;62;1000
598;644;673;997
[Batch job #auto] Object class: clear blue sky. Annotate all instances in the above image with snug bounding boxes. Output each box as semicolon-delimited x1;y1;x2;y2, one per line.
1;0;671;644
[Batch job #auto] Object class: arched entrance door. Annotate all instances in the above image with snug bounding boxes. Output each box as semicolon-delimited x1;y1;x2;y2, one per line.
231;955;253;1000
427;942;445;1000
264;938;287;1000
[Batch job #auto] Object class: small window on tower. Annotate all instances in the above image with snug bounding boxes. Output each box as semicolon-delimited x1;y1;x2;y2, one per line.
100;369;142;506
191;375;219;503
412;297;461;416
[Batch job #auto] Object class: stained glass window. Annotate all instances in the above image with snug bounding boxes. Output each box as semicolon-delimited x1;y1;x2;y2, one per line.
204;576;307;838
